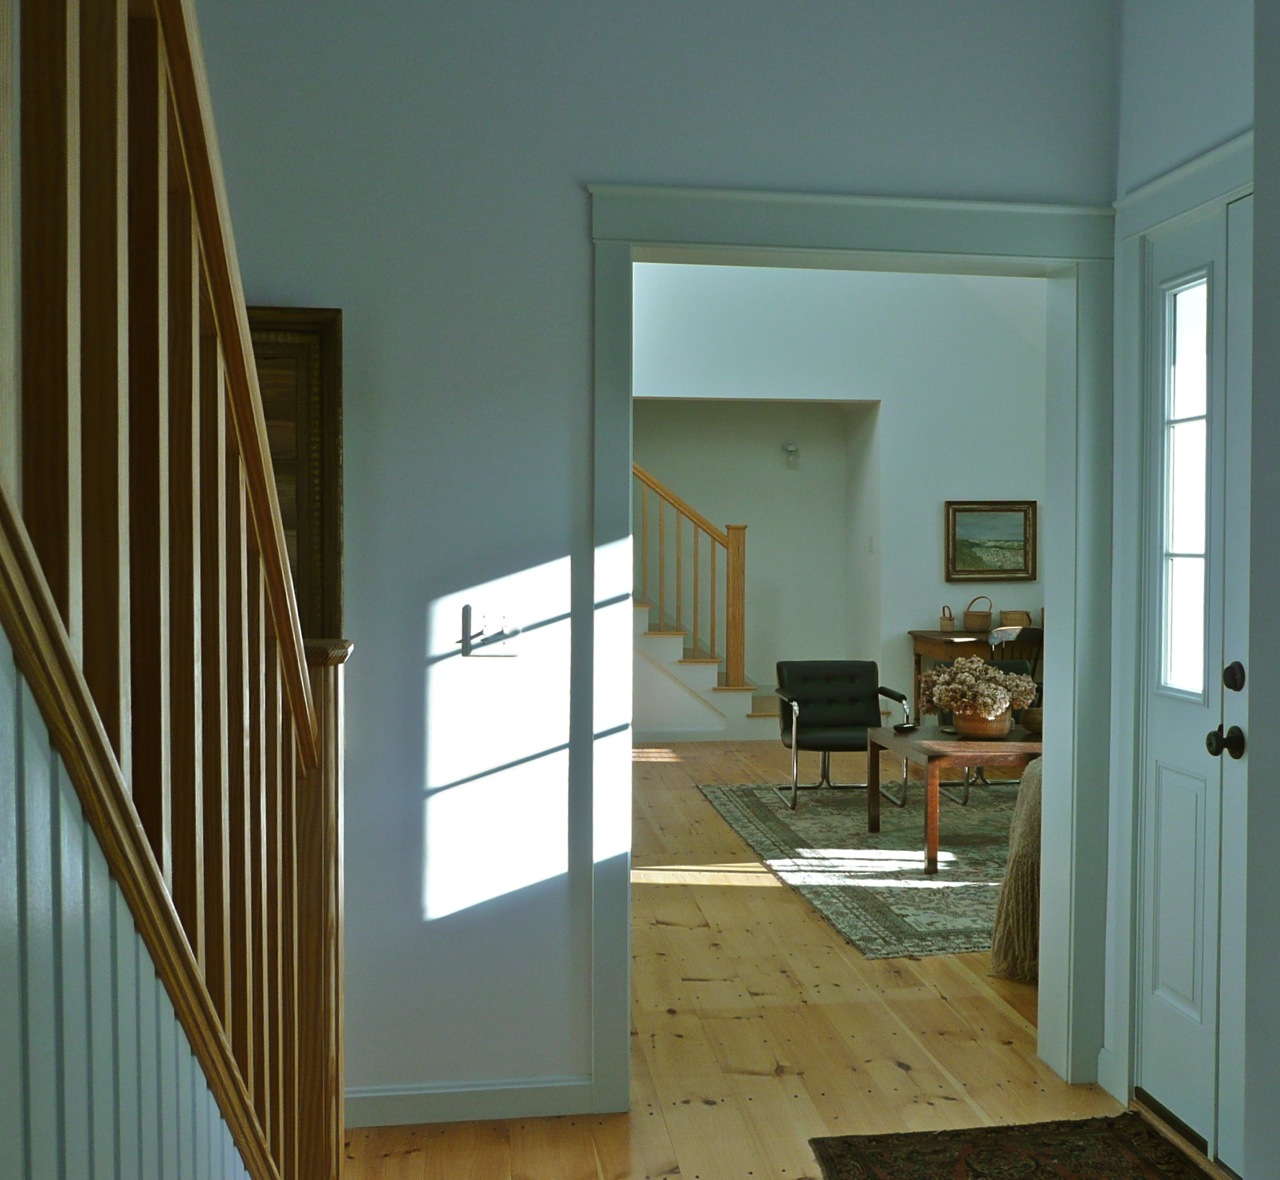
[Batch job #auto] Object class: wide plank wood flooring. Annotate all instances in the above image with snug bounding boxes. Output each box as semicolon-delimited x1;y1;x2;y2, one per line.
343;741;1120;1179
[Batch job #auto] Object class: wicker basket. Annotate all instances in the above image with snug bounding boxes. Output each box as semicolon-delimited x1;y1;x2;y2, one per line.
939;605;955;632
963;595;993;631
1000;609;1033;627
954;707;1012;739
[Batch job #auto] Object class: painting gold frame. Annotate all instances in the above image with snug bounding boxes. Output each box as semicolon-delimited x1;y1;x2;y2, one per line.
945;500;1037;582
248;306;344;637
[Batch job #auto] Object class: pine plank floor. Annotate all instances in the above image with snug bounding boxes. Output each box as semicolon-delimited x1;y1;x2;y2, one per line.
343;742;1121;1179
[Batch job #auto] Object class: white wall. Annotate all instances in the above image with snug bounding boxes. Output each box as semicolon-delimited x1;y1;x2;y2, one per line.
634;264;1048;696
195;0;1120;1121
1116;0;1253;198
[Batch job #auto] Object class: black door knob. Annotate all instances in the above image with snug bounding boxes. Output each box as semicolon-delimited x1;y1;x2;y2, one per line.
1206;724;1246;760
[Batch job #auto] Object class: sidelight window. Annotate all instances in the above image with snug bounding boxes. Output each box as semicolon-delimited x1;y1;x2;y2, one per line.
1160;278;1209;695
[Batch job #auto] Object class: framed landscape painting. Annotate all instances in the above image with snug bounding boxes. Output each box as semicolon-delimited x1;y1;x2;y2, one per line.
945;500;1037;582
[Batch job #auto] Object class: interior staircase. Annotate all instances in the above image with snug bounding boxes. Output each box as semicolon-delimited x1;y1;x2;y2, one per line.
632;463;782;741
632;601;777;741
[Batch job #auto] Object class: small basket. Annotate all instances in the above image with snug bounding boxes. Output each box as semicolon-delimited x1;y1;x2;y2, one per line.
963;595;993;631
939;605;955;632
1000;609;1033;627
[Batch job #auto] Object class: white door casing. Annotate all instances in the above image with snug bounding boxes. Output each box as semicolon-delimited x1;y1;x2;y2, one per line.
1214;193;1250;1176
591;186;1116;1087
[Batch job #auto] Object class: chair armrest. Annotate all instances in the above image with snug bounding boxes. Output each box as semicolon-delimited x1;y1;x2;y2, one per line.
878;685;911;725
774;688;801;724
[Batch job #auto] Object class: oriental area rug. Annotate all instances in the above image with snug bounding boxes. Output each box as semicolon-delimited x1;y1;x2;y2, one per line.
809;1112;1216;1179
698;781;1015;959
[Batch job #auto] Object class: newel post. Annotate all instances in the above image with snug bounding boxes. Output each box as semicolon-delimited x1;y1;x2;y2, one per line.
725;524;747;688
297;638;352;1180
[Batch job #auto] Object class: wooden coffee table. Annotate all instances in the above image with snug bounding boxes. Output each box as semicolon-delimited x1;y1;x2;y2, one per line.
867;725;1043;873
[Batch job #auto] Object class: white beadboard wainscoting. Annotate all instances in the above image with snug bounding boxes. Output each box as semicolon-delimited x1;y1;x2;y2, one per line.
0;632;248;1180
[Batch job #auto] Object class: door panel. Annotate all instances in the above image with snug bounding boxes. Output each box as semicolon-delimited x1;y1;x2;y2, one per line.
1137;195;1250;1172
1150;764;1205;1018
1138;207;1226;1145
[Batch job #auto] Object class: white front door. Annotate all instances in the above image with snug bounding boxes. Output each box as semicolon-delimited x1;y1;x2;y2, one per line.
1136;194;1250;1171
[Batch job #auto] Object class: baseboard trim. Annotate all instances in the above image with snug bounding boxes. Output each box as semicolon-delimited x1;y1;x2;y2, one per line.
345;1075;597;1128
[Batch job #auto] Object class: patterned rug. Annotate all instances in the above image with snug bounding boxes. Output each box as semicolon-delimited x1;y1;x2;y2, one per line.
809;1112;1215;1179
698;781;1016;958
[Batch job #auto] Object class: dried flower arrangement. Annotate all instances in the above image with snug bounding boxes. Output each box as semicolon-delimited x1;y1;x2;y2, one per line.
918;655;1039;720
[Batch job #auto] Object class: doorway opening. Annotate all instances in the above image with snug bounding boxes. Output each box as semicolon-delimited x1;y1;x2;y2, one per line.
626;256;1056;1104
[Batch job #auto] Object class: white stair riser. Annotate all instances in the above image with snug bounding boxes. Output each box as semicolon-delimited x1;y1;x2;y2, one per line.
633;603;762;740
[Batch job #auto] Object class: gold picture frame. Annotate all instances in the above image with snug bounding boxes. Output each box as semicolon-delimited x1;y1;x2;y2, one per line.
945;500;1037;582
249;306;344;637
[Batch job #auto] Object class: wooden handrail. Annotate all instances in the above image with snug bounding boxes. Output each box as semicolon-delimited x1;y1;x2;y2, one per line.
633;463;748;687
634;463;729;545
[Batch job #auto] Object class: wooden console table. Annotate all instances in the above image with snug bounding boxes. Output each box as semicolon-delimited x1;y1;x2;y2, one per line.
867;725;1042;874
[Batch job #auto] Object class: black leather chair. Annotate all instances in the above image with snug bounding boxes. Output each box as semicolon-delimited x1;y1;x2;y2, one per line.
775;661;911;810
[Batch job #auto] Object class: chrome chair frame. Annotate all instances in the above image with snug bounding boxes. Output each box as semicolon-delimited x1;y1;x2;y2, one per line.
774;680;912;810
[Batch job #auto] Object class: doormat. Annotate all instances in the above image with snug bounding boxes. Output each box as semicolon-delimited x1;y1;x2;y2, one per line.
809;1112;1216;1179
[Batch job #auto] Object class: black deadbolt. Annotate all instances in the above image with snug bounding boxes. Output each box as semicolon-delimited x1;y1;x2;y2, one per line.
1223;661;1246;693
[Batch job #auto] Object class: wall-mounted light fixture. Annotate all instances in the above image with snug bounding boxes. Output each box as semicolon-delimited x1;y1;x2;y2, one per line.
457;603;520;656
781;441;800;469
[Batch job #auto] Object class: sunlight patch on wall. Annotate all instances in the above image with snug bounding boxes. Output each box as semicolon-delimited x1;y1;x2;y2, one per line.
423;557;572;920
424;749;570;920
594;537;633;865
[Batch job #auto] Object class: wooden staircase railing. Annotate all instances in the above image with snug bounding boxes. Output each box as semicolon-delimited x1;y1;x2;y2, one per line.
633;464;748;687
1;1;347;1177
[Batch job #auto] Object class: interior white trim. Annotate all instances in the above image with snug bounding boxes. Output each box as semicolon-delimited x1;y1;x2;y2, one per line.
1115;132;1253;241
591;184;1115;1087
346;1076;596;1129
591;184;1114;261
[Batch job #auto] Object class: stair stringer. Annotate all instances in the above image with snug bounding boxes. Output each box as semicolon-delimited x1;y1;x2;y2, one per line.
632;606;774;741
